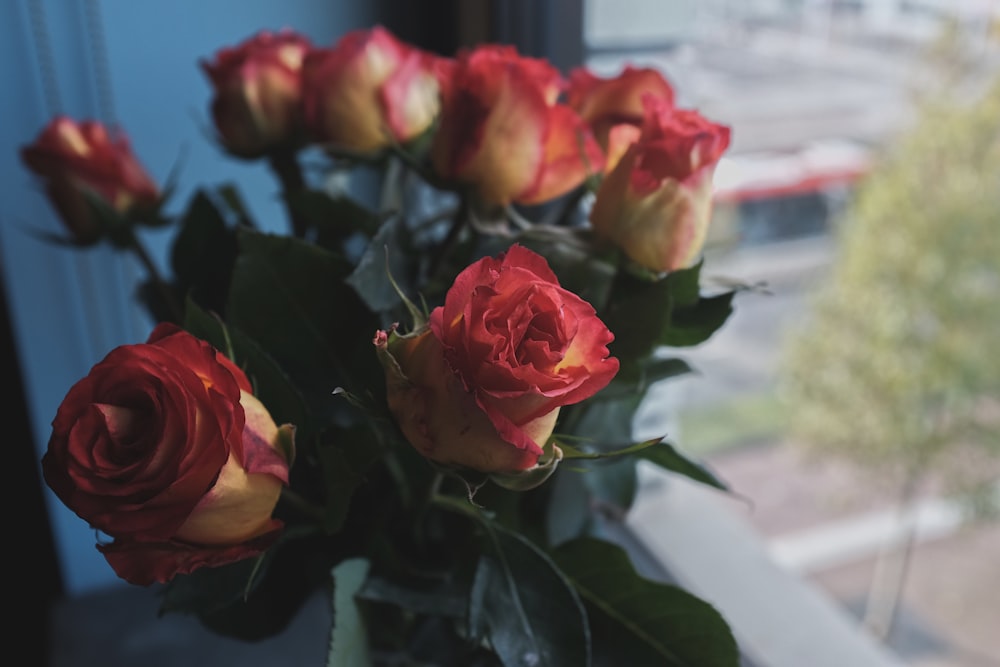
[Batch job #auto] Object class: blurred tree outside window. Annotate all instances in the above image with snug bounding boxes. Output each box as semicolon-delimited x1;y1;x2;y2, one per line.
778;24;1000;642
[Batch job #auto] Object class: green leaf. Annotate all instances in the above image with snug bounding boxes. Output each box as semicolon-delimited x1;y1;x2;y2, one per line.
557;437;663;461
613;356;694;394
660;291;736;348
316;433;375;535
639;442;730;492
170;189;238;316
604;273;674;363
345;214;417;315
663;261;704;307
552;538;739;667
226;229;381;419
328;558;373;667
285;189;381;247
159;554;266;617
356;574;467;619
216;182;256;228
160;533;330;642
604;260;734;361
559;393;642;448
183;298;313;439
468;523;592;667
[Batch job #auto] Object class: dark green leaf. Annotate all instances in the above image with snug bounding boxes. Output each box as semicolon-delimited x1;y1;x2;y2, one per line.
639;442;730;492
604;273;674;363
583;459;638;516
545;469;594;546
216;182;256;228
316;438;368;535
183;298;312;438
558;437;663;461
614;356;694;392
159;554;266;617
559;393;642;447
170;189;238;316
356;574;467;618
663;261;704;308
285;189;380;247
226;229;381;419
469;523;592;667
552;538;739;667
660;291;736;348
177;533;337;641
345;214;414;313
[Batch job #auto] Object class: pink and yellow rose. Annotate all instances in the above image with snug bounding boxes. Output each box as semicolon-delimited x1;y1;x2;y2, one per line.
20;116;160;244
42;324;294;585
376;245;618;475
301;26;442;153
567;65;675;150
201;29;312;158
430;45;604;207
589;96;731;273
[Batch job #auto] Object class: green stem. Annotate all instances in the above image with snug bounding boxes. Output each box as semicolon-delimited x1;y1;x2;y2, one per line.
127;230;183;324
427;194;469;281
268;149;309;239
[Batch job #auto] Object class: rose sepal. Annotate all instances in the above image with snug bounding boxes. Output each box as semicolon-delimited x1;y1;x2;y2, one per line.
488;441;564;491
274;423;298;469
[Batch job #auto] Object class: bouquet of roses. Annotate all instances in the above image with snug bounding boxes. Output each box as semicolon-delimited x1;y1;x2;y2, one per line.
23;24;744;666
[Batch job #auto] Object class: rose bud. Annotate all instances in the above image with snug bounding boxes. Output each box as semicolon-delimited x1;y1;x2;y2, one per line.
201;29;312;158
430;45;603;207
301;26;441;154
42;323;295;586
20;116;160;245
375;244;619;475
566;65;675;150
589;96;731;273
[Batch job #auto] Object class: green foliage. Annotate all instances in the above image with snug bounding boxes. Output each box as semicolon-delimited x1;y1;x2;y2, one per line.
552;538;739;667
46;74;745;667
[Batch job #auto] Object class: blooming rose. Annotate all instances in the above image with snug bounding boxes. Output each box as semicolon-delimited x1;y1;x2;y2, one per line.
42;323;294;586
20;116;160;245
301;26;441;153
201;29;312;158
589;96;731;273
566;65;675;150
375;245;619;474
430;45;604;207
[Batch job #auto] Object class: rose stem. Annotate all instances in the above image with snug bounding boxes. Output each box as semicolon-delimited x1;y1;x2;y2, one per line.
427;193;469;280
126;229;183;324
268;149;309;239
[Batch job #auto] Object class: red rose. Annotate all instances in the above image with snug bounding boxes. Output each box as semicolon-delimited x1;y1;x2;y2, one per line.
567;65;675;149
430;46;603;206
42;324;294;586
375;245;619;474
301;26;441;153
589;96;731;273
20;116;160;244
201;29;312;158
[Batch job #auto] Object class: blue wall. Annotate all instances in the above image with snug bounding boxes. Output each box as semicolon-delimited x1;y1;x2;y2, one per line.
1;0;378;596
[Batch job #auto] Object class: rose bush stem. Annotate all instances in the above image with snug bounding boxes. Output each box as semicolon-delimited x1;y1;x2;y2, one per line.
127;230;183;324
268;149;309;239
427;194;469;280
